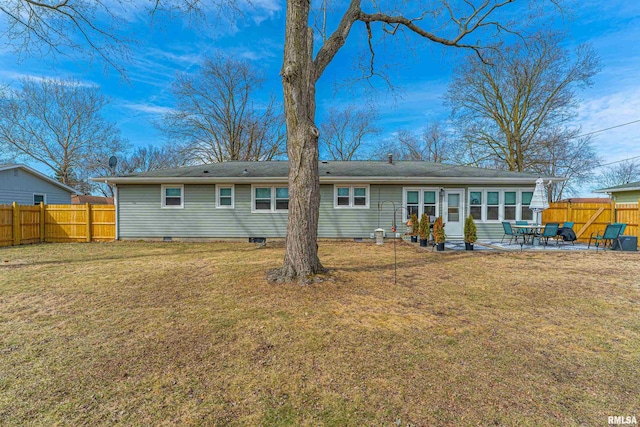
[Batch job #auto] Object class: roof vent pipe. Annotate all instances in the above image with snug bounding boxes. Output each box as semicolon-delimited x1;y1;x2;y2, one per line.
388;154;393;164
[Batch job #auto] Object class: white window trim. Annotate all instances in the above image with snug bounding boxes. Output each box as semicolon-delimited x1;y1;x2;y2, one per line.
503;190;519;221
33;193;46;205
161;184;184;209
467;188;535;223
333;184;370;209
216;184;235;209
251;184;289;213
485;189;502;222
402;187;440;220
468;190;484;221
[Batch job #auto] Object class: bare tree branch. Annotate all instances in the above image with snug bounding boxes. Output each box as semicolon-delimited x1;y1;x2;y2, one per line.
0;77;128;190
319;105;379;160
159;54;286;163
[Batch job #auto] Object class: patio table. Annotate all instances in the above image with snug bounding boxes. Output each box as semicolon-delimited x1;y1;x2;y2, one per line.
512;224;545;245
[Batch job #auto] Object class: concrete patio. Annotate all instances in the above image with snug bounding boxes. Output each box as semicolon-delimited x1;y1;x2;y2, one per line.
428;240;612;252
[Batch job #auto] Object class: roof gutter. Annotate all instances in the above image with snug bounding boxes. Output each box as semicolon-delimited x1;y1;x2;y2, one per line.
93;175;565;185
593;187;640;193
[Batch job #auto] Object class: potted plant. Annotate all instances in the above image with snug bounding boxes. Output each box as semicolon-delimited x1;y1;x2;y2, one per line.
433;216;446;251
464;214;477;250
418;213;430;247
410;213;419;243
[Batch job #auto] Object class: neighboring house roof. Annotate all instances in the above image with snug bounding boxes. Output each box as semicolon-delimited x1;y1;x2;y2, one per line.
594;180;640;193
93;161;565;185
0;164;81;194
71;195;114;205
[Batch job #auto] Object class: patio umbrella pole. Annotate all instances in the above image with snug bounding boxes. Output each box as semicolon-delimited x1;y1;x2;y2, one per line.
529;178;550;245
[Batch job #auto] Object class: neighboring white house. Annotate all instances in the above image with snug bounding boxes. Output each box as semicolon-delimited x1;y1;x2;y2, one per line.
0;164;79;205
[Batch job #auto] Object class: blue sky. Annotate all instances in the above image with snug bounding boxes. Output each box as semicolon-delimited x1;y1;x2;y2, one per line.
1;0;639;194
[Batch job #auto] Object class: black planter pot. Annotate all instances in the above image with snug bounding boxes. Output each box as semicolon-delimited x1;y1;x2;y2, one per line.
465;242;474;251
419;239;428;247
436;243;445;251
411;236;418;243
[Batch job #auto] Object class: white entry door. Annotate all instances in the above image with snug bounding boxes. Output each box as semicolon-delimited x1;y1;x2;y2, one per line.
444;189;464;238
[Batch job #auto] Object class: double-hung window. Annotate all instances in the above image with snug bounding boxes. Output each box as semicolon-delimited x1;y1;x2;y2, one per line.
468;189;535;222
486;191;500;221
521;191;534;221
33;194;46;205
216;185;234;208
162;185;184;208
403;188;439;220
252;185;289;212
334;185;369;208
406;190;419;219
423;190;437;217
469;191;482;220
275;187;289;210
504;191;517;221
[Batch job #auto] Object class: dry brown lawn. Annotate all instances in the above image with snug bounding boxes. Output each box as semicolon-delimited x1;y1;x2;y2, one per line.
0;241;638;426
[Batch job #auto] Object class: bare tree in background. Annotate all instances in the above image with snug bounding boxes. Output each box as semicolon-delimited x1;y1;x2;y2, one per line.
1;0;565;281
445;33;599;174
159;55;285;163
117;145;188;174
395;122;456;162
534;131;599;201
0;84;13;164
319;106;378;160
0;77;127;191
595;160;640;190
94;144;188;197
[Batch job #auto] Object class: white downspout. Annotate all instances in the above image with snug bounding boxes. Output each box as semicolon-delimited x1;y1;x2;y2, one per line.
112;182;119;240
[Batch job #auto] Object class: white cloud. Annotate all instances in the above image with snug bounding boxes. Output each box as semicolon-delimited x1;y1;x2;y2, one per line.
0;71;100;88
121;102;175;115
575;87;640;164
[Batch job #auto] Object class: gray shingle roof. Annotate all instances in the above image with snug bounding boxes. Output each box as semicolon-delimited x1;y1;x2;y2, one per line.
111;160;547;179
594;180;640;193
0;164;80;194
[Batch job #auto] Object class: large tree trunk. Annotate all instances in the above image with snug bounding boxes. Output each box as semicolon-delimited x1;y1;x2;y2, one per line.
275;0;324;282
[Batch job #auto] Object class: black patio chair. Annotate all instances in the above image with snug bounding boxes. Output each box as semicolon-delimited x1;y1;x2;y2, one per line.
588;224;623;252
540;223;560;247
557;222;576;245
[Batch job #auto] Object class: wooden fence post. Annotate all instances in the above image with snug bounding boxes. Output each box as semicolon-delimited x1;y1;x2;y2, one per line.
611;200;616;223
39;202;45;242
12;202;20;246
86;203;92;243
567;202;572;224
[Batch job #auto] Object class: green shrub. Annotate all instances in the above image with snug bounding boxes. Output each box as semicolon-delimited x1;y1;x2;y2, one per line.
410;213;419;236
419;213;430;240
433;216;446;244
464;215;478;244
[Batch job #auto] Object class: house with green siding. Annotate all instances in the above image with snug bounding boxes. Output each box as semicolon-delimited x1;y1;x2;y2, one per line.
94;160;563;241
595;181;640;203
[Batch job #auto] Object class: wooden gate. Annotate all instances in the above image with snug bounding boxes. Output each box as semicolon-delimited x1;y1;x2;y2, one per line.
542;200;639;244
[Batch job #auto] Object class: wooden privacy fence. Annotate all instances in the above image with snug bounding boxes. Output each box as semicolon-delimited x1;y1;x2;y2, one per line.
542;200;640;243
0;203;115;247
